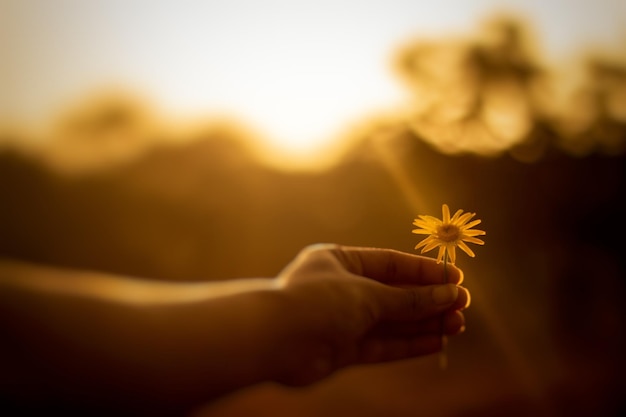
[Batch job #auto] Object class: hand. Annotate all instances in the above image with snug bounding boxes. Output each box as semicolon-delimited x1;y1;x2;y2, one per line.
0;245;470;413
273;244;470;386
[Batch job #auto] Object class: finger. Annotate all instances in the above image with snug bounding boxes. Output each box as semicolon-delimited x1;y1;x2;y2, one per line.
371;310;466;337
392;283;470;311
453;285;471;310
325;245;463;285
358;335;443;364
378;284;466;321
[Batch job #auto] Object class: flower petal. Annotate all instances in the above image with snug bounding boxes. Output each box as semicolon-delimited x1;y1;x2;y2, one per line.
442;204;450;223
414;236;434;249
463;229;486;236
455;212;475;226
447;245;457;264
418;215;442;225
450;209;464;223
458;240;476;257
462;236;485;245
461;219;482;230
412;228;433;235
413;219;436;229
421;239;443;253
436;246;446;263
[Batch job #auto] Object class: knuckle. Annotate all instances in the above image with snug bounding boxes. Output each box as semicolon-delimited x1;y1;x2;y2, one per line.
406;289;419;316
385;253;398;281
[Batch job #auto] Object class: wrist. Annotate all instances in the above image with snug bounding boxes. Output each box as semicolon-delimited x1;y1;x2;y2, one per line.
264;283;337;386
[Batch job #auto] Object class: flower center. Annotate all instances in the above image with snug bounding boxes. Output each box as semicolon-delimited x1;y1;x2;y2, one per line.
436;224;460;242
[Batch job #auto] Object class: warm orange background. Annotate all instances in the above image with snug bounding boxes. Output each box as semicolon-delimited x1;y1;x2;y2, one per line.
1;17;625;417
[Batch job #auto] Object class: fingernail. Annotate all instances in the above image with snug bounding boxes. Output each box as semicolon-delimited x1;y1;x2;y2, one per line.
459;287;471;309
433;284;458;305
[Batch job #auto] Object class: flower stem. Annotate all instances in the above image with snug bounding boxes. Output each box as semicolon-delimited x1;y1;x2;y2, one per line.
439;249;449;370
443;250;448;284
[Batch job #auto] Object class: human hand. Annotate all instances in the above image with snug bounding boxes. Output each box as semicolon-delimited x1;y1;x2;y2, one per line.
0;246;469;412
273;244;470;386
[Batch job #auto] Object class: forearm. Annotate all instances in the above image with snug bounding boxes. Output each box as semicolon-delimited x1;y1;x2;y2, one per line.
0;258;291;414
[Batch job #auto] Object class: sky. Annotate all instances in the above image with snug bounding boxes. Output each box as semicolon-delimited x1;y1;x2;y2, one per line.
2;0;626;155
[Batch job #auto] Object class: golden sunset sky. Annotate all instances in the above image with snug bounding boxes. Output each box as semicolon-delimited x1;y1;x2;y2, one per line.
2;0;625;155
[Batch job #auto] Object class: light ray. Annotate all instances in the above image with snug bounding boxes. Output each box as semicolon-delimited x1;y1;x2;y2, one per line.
372;127;554;409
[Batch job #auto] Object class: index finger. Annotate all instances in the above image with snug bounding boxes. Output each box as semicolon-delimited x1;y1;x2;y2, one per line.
327;245;463;285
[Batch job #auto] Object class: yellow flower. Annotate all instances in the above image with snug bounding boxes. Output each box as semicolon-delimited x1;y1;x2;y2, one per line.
412;204;486;264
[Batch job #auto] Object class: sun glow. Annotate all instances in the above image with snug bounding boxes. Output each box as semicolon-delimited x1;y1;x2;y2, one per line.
3;0;626;162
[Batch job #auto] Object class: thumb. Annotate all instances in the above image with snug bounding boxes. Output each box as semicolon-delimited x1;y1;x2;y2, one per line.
379;284;460;321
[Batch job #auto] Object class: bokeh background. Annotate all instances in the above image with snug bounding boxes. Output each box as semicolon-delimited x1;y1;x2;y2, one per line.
1;1;626;416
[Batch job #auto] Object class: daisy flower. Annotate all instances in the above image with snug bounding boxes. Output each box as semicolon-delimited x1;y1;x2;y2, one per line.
412;204;486;264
